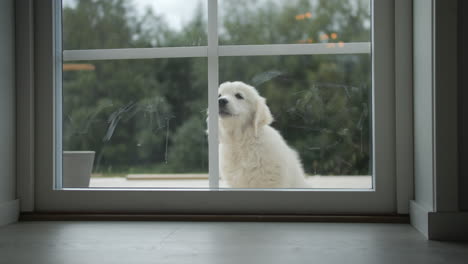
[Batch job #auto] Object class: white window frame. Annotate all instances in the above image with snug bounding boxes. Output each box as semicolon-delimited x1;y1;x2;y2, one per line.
24;0;412;214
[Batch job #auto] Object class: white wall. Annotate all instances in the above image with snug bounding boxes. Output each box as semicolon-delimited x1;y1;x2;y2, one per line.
459;0;468;212
411;0;468;240
413;0;434;212
0;0;17;225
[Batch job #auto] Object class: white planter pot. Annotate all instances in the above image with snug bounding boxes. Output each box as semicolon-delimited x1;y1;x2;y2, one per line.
63;151;95;188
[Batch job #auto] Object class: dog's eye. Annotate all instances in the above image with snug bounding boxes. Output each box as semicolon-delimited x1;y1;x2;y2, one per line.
218;94;221;98
235;93;244;100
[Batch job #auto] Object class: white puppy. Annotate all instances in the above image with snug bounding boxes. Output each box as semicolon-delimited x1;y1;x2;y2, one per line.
217;81;308;188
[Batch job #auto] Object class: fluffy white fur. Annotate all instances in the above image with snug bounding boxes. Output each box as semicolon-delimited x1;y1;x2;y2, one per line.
217;81;308;188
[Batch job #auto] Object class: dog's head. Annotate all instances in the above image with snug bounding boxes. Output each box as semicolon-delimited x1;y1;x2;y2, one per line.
218;81;273;137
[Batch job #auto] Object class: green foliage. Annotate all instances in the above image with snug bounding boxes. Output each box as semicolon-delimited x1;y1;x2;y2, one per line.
63;0;371;175
166;115;209;173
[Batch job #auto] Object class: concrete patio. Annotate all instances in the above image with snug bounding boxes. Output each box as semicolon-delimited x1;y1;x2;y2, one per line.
89;175;372;189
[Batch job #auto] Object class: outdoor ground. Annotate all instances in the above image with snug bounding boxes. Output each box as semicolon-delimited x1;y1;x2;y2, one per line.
89;175;372;189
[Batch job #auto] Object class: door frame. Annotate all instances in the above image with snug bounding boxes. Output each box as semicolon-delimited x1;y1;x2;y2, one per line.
15;0;413;214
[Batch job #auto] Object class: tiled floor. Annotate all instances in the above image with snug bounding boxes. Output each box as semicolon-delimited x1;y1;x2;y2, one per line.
0;221;467;264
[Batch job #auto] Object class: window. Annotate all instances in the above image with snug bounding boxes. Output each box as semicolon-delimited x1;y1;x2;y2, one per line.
33;0;398;213
60;0;372;189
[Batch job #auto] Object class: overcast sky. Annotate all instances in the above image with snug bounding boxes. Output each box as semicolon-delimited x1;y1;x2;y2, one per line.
62;0;368;32
63;0;205;31
133;0;205;30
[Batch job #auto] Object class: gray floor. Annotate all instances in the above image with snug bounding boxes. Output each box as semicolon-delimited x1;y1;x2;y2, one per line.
0;222;467;264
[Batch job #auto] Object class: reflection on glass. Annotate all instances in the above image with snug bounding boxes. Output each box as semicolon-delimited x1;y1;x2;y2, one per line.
220;55;372;188
62;58;208;188
219;0;371;45
62;0;208;49
61;0;373;189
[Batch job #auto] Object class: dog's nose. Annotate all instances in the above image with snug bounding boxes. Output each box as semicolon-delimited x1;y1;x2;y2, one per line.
218;98;228;107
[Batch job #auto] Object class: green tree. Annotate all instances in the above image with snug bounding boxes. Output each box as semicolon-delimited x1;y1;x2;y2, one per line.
63;0;371;176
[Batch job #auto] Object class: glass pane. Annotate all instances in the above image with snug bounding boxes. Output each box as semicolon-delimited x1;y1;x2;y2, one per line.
62;58;208;188
219;55;372;188
62;0;207;49
219;0;371;45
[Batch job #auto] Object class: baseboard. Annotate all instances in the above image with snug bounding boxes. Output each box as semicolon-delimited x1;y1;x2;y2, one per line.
428;212;468;241
410;200;468;241
409;200;431;238
0;199;20;226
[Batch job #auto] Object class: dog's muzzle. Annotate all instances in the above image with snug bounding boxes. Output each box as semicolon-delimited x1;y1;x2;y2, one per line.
218;98;231;117
219;98;228;107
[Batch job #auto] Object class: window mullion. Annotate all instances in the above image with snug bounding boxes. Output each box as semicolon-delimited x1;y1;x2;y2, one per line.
218;42;371;57
208;0;219;189
54;0;63;189
62;47;209;61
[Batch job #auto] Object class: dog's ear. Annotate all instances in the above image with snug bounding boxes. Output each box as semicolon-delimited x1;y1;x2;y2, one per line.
253;97;273;137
